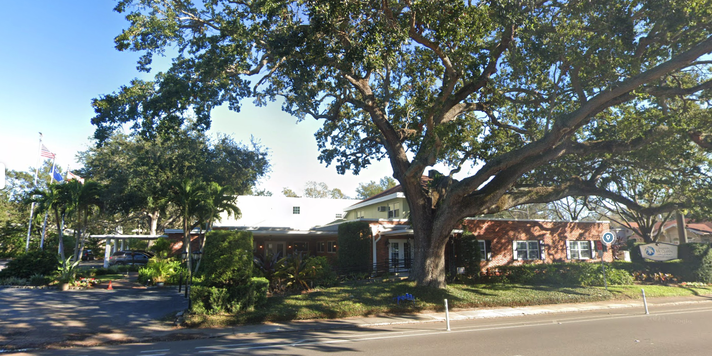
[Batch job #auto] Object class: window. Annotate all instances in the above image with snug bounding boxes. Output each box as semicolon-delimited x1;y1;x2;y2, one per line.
327;241;337;253
317;242;325;253
293;242;309;253
478;240;492;261
513;241;542;260
388;203;401;218
293;206;300;214
335;213;343;219
567;241;593;260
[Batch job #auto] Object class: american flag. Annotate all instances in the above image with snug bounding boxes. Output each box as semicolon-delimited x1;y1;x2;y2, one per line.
40;145;55;159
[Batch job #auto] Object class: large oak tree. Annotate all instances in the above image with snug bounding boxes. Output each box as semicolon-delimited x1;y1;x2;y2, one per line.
94;0;712;287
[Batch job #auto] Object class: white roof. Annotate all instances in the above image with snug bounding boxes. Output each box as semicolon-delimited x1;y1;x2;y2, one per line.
213;195;359;230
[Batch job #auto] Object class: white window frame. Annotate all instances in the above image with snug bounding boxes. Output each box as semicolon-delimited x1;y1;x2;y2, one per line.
327;241;337;253
566;240;594;260
478;240;492;261
513;240;544;260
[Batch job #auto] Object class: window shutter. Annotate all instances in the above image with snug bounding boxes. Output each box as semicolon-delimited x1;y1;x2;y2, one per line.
539;240;546;260
566;241;571;260
512;241;518;260
590;240;597;259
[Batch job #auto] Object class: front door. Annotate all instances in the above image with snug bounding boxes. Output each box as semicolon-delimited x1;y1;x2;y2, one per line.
266;242;286;259
389;239;413;273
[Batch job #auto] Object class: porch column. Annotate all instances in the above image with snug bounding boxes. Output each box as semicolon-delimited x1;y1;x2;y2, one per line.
104;239;111;268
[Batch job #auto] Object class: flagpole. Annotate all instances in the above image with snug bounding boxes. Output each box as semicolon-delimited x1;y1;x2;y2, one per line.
40;157;58;250
25;132;43;252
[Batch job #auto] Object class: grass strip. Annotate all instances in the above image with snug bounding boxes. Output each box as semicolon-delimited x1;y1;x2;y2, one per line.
184;281;712;328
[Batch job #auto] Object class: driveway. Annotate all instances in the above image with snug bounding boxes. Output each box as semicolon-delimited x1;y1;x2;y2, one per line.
0;275;188;351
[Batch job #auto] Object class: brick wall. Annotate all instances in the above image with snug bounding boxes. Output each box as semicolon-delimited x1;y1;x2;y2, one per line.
461;219;612;270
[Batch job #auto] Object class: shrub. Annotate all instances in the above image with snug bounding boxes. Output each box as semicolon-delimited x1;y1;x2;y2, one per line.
454;232;482;277
337;221;372;275
627;241;645;264
151;237;172;258
0;250;59;279
138;259;183;285
138;267;159;285
491;262;634;286
198;230;253;287
304;256;338;288
0;277;29;286
190;277;269;314
30;274;50;286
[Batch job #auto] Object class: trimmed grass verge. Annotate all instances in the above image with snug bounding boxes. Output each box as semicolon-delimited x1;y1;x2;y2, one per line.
184;281;712;328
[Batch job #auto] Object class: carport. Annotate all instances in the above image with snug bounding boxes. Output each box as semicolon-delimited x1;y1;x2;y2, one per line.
90;234;167;267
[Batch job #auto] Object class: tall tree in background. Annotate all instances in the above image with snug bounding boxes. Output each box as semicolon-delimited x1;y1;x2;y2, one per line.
96;1;712;287
63;180;104;261
303;181;347;199
282;181;348;198
80;129;269;235
356;177;397;199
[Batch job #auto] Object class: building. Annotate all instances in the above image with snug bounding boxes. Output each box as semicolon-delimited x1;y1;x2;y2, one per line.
171;188;613;274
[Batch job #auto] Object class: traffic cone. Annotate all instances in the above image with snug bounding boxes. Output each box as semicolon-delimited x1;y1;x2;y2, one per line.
107;280;113;290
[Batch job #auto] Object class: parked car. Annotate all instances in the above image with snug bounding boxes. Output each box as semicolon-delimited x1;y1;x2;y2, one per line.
109;250;151;266
81;249;94;261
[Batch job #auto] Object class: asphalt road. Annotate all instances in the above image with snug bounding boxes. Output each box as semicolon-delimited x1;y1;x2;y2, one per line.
30;302;712;356
0;277;188;351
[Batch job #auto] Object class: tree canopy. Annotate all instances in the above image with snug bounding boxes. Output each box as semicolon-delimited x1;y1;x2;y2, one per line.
79;128;269;235
96;0;712;287
356;176;397;199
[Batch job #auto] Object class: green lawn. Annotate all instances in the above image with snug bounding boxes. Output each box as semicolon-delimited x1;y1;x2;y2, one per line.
185;281;712;327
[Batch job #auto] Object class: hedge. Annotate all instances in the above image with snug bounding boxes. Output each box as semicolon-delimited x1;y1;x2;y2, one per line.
337;221;372;274
190;277;268;314
485;262;634;286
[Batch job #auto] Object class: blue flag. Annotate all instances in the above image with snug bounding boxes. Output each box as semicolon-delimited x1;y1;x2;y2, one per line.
52;166;63;182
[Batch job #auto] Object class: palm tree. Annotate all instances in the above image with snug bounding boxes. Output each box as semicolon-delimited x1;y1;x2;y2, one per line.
62;180;103;261
31;183;70;263
193;182;241;274
165;178;208;278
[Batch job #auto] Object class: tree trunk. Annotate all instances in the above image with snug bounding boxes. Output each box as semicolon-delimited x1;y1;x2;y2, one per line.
148;210;160;236
676;211;688;244
400;176;455;288
55;209;66;264
411;232;449;288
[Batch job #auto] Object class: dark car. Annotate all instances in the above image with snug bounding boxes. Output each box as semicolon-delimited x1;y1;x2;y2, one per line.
81;249;94;261
109;250;151;266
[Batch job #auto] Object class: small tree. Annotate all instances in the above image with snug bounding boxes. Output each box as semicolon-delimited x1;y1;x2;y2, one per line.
337;221;372;275
197;230;253;287
453;232;482;278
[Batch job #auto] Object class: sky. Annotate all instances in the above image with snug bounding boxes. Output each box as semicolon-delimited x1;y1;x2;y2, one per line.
0;1;393;197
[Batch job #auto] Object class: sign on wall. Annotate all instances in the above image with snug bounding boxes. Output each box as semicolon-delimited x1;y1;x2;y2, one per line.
639;243;679;261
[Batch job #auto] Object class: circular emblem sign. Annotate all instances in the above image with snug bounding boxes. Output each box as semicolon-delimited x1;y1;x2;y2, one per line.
601;232;616;245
